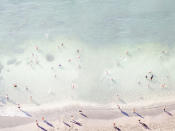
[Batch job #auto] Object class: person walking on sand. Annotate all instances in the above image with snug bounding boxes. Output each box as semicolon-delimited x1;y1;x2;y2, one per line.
36;120;47;131
163;106;173;116
117;105;121;110
133;108;144;119
138;120;150;130
42;117;54;128
163;106;166;112
117;105;129;117
113;123;121;131
79;110;88;118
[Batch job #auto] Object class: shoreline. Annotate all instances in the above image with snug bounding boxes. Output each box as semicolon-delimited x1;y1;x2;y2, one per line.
1;100;175;130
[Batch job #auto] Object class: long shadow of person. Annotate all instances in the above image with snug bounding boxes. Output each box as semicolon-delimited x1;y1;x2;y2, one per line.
133;109;144;119
36;120;47;131
20;109;32;117
164;107;173;116
117;105;129;117
138;120;151;130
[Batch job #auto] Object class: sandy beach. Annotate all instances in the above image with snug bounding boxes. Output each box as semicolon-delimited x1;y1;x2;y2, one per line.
1;102;175;131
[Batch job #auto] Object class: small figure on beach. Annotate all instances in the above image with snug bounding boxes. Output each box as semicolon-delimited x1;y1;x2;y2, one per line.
70;119;82;126
117;105;121;110
138;120;150;130
36;120;47;131
79;110;88;118
163;106;173;116
36;120;39;127
113;123;121;131
133;108;144;118
117;105;129;117
42;117;54;128
63;121;71;127
163;106;166;112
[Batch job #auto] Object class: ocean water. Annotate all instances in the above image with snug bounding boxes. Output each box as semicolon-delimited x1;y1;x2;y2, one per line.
0;0;175;116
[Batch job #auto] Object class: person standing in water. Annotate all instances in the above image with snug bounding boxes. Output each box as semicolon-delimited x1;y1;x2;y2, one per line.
6;94;9;101
17;104;21;110
150;74;154;81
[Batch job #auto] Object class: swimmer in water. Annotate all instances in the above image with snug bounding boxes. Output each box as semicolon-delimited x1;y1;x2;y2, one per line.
161;83;166;88
6;94;9;101
77;49;80;53
68;59;71;62
35;46;39;51
13;84;17;88
30;96;33;101
72;83;75;89
150;74;154;81
25;87;29;91
145;75;148;79
138;81;141;85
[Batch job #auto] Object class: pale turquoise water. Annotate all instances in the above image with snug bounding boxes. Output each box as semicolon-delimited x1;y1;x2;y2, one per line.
0;0;175;108
0;0;175;49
